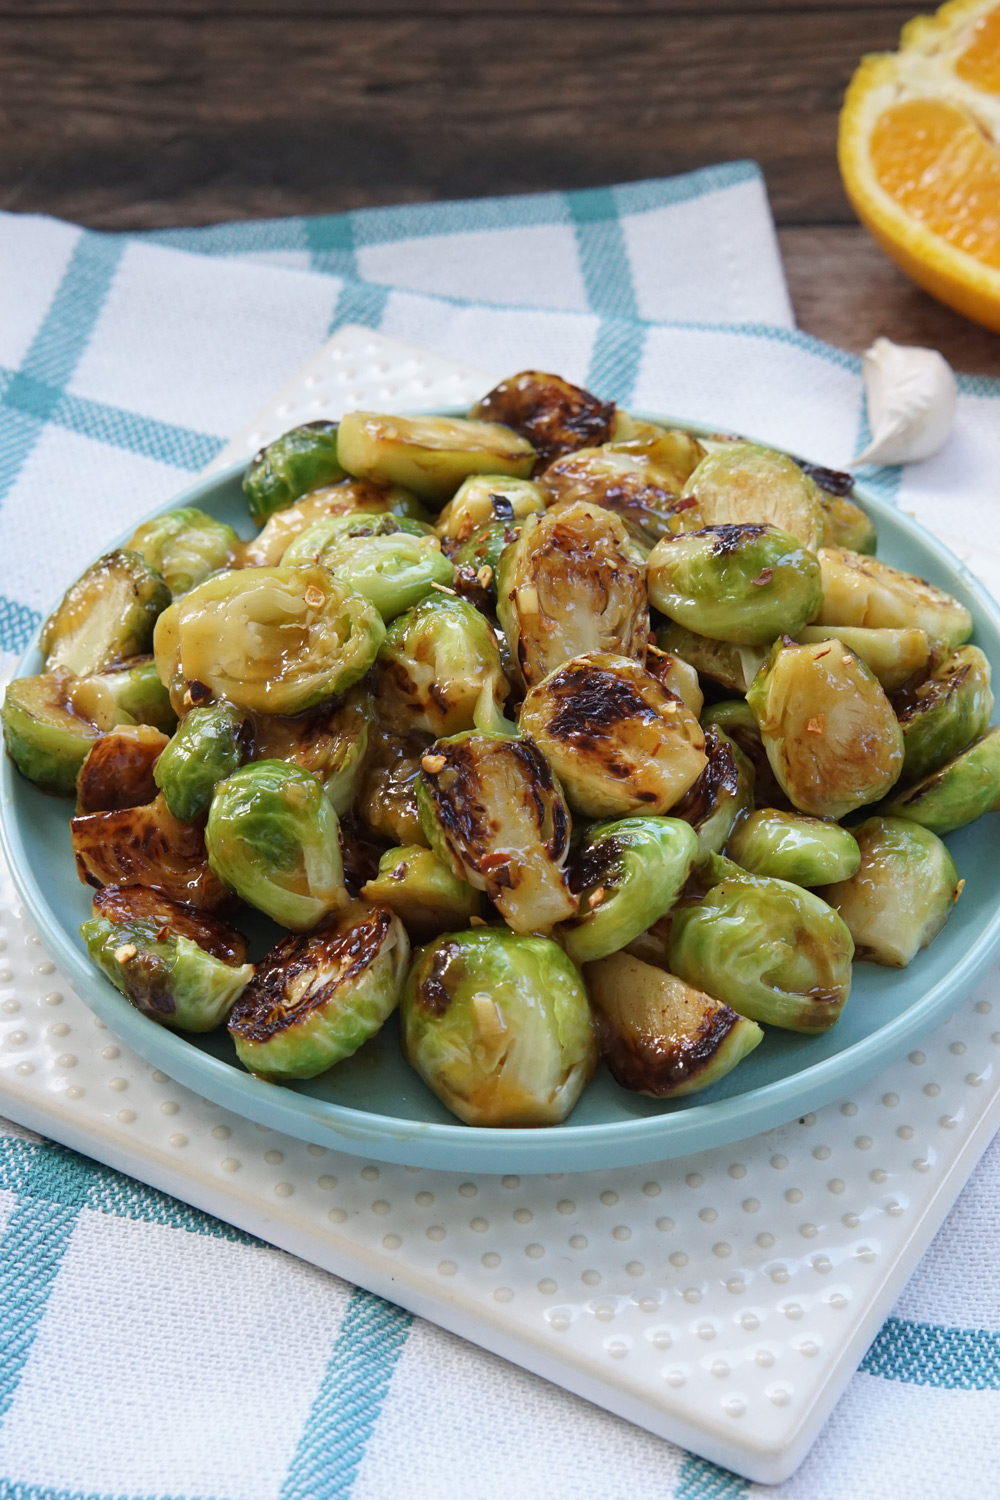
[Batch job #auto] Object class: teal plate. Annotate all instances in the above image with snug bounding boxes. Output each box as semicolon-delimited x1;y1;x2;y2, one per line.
4;443;1000;1173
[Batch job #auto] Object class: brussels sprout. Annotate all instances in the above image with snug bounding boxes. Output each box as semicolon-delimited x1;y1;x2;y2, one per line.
519;653;707;819
360;845;481;942
671;726;755;858
470;370;614;470
243;421;345;524
584;951;763;1097
91;882;249;963
893;645;993;784
796;626;930;693
726;808;861;886
647;523;822;645
560;815;698;964
401;929;597;1126
678;443;826;551
228;905;410;1079
450;517;521;607
294;531;454;621
242;480;427;566
154;701;247;822
82;914;253;1032
669;857;854;1032
883;726;1000;834
644;648;704;718
280;512;434;566
605;429;707;487
375;595;510;738
77;724;170;813
819;492;878;554
159;564;384;716
206;761;347;930
71;793;231;911
249;687;373;817
608;411;667;442
700;699;788;809
337;411;535;504
72;656;177;735
496;501;648;689
825;816;961;966
41;549;171;677
656;622;767;696
356;726;432;847
2;671;127;795
746;638;903;819
435;475;546;543
817;547;973;652
537;447;687;547
416;731;576;934
127;507;240;597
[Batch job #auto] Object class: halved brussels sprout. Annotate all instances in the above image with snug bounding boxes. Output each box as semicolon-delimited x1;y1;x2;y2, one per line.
796;625;930;693
819;492;878;554
726;808;861;886
700;698;788;809
401;929;597;1126
154;702;247;823
817;547;973;652
671;726;755;858
158;564;384;716
450;517;521;607
560;815;699;965
360;845;481;942
242;480;426;566
2;671;127;795
375;594;510;738
356;726;432;847
537;447;687;547
584;951;763;1097
656;622;766;696
669;857;854;1032
604;429;707;487
127;507;240;597
71;793;231;911
243;420;345;524
435;475;545;543
82;914;253;1032
280;512;433;567
228;905;410;1079
893;645;993;784
647;523;822;644
678;443;826;551
41;549;171;676
746;638;903;819
249;687;373;817
644;648;704;718
292;530;454;621
884;726;1000;834
825;816;961;967
496;501;648;689
77;725;170;814
337;411;535;504
72;656;177;735
416;731;576;934
92;882;249;961
206;760;347;930
519;653;707;819
470;370;614;470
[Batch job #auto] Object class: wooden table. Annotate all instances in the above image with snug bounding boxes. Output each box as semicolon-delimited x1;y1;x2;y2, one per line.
4;0;997;374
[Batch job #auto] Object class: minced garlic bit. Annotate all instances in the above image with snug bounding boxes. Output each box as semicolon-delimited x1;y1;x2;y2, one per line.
517;583;540;615
476;565;493;588
471;990;506;1040
587;886;606;910
806;715;826;736
431;581;458;596
421;753;447;774
114;944;138;963
304;585;325;609
468;914;487;927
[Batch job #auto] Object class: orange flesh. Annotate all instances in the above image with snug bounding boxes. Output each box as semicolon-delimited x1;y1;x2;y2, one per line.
955;5;1000;93
870;97;1000;268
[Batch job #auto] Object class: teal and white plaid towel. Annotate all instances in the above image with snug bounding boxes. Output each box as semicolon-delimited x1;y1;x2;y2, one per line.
1;162;999;1498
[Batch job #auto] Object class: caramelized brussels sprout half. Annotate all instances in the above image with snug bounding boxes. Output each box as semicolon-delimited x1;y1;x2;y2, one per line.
519;653;706;819
416;731;575;934
450;517;520;606
796;625;930;693
401;929;597;1126
154;701;246;823
337;411;535;504
356;726;432;848
242;480;427;566
228;906;410;1079
157;564;384;716
435;475;545;543
678;443;826;551
72;656;177;735
360;845;481;942
127;507;240;597
2;671;127;795
645;648;704;717
669;857;854;1032
206;761;347;930
817;547;973;652
41;549;170;676
746;638;903;819
647;523;822;644
584;952;763;1097
470;370;614;470
893;645;993;784
560;815;698;965
671;726;755;858
496;501;648;689
656;622;766;696
604;428;707;486
77;724;169;813
71;793;231;911
249;687;373;817
700;698;788;809
726;808;861;886
819;492;877;554
884;726;1000;834
91;882;249;962
537;447;687;547
243;420;345;524
825;816;961;966
375;594;510;738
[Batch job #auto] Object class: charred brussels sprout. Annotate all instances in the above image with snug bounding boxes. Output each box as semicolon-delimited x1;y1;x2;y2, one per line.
360;845;481;942
337;411;535;504
537;447;688;547
884;726;1000;834
76;725;169;813
470;370;615;469
2;671;127;795
242;481;426;566
893;645;993;784
819;492;878;554
71;793;230;911
450;518;520;605
228;906;410;1079
585;952;763;1097
401;929;597;1126
726;808;861;886
519;653;707;819
73;657;177;735
645;648;704;717
746;638;903;819
249;688;372;817
604;429;707;487
817;547;973;652
671;726;755;858
206;761;347;930
796;626;930;693
154;701;246;823
647;523;822;644
42;550;170;676
669;857;854;1032
825;816;961;966
700;699;788;808
357;727;432;848
91;882;249;961
496;501;648;689
435;475;545;543
416;731;576;934
678;443;826;551
656;622;767;696
560;815;698;965
127;507;240;597
375;595;510;738
243;421;345;524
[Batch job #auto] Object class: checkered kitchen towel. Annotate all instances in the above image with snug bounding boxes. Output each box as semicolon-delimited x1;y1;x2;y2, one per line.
1;161;1000;1498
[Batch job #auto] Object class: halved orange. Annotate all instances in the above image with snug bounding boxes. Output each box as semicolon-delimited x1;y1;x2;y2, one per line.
839;0;1000;331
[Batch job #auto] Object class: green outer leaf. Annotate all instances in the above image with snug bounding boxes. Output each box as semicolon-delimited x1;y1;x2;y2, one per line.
154;701;245;822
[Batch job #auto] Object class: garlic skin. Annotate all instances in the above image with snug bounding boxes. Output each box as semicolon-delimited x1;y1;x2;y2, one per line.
852;337;957;467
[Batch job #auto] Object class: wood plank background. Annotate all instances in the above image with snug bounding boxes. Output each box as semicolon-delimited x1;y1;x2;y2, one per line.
2;0;996;371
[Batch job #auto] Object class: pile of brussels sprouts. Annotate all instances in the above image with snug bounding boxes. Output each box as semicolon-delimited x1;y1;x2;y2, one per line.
5;369;998;1130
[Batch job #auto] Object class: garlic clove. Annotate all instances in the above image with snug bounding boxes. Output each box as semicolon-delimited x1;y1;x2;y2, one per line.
852;336;957;467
